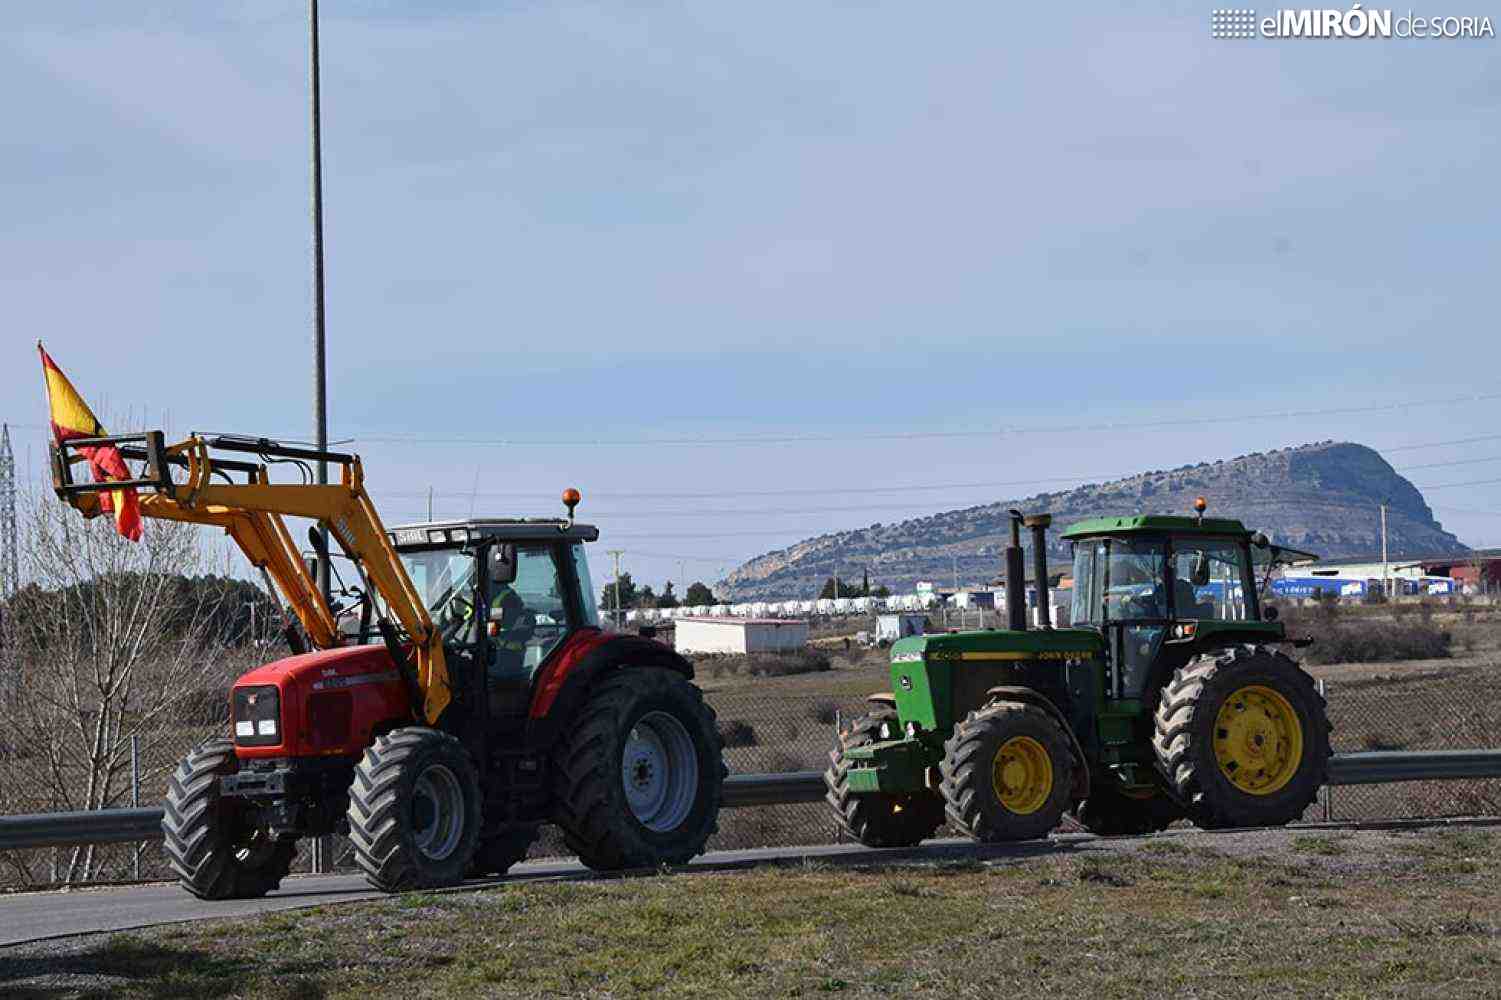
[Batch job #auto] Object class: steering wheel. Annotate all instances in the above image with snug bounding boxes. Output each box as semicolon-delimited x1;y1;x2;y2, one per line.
1121;593;1160;618
439;595;475;642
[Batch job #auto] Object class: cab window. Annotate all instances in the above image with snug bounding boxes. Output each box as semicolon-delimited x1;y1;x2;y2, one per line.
492;545;573;677
1170;538;1251;621
1106;538;1168;620
1071;538;1168;622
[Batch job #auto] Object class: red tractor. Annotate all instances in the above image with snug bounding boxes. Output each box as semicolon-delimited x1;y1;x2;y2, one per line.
51;430;724;896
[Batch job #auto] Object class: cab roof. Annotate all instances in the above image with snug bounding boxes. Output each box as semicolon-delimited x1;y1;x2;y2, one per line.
1061;515;1251;540
388;518;600;547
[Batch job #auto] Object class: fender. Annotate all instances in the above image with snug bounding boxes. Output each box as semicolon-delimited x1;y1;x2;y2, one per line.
984;685;1091;799
526;629;694;750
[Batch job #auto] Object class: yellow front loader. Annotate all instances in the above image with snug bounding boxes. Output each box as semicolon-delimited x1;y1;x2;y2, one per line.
53;431;450;722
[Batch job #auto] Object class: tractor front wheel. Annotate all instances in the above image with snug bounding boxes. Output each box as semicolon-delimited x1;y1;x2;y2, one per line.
1153;645;1331;829
553;667;725;871
940;701;1073;842
347;727;483;892
162;739;296;900
825;706;944;847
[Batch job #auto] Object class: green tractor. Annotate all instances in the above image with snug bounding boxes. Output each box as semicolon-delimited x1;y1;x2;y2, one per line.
826;502;1331;843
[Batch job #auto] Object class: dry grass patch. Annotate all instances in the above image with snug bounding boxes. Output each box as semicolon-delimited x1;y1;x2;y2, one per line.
5;827;1500;999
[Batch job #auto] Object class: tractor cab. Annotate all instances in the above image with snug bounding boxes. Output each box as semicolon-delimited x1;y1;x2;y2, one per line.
1062;511;1279;704
385;517;602;726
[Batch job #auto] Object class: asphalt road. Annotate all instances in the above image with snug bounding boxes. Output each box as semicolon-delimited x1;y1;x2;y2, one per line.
5;817;1494;949
0;836;1094;948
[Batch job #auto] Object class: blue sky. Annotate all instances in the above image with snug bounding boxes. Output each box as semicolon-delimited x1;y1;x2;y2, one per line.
4;2;1499;590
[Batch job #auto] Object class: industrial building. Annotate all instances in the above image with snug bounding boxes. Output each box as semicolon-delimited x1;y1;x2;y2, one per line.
673;617;810;655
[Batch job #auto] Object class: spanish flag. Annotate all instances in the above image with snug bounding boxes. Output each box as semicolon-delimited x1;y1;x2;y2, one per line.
38;344;143;542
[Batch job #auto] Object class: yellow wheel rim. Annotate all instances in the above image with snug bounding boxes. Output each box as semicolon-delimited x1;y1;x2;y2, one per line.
991;736;1053;815
1213;685;1304;796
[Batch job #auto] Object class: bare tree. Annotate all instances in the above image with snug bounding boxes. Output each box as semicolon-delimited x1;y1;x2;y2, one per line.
0;487;245;884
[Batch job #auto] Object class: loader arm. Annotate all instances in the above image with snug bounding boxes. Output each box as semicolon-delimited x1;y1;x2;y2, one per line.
51;431;450;725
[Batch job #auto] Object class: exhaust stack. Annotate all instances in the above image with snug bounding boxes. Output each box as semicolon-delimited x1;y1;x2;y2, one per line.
1005;510;1027;631
1025;513;1053;629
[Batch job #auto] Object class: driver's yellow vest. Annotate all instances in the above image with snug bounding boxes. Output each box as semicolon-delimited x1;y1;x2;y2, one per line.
490;588;527;652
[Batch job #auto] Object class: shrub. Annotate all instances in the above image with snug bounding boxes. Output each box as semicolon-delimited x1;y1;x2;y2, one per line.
719;719;759;748
1295;621;1451;665
744;650;832;677
175;688;232;725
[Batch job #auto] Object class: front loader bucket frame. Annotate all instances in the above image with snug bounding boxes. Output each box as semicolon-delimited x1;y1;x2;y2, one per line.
47;430;451;726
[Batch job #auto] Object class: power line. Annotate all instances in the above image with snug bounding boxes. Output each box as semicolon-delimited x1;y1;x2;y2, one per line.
1417;477;1501;490
334;390;1501;447
1396;455;1501;471
1382;433;1501;452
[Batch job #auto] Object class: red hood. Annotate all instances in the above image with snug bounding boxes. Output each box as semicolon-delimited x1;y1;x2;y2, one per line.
236;644;396;688
232;644;408;759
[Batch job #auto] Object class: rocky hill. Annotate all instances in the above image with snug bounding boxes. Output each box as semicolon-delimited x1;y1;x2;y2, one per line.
719;442;1467;600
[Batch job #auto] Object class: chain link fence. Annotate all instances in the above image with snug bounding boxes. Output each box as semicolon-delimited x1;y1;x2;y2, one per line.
3;637;1498;891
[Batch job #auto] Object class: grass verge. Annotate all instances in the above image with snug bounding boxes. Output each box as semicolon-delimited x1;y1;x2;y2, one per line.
3;828;1498;999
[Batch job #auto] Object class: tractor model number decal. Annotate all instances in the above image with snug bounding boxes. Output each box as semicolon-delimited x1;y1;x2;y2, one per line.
891;652;924;664
311;670;400;692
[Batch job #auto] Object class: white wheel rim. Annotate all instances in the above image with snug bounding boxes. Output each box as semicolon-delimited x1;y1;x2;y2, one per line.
622;711;700;832
412;763;466;861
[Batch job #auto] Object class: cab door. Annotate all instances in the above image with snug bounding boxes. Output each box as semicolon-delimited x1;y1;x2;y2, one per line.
483;543;576;718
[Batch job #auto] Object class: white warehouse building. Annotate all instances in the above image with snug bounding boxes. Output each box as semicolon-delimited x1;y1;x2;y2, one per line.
673;617;810;655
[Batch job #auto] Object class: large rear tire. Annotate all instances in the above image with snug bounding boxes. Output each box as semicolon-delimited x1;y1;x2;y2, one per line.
1153;645;1331;829
940;701;1073;843
825;706;944;847
347;727;482;892
162;739;296;900
553;667;725;871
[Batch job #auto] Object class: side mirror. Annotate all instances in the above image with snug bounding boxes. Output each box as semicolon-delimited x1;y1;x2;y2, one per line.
1252;532;1270;548
307;526;332;562
1190;551;1211;588
1263;605;1280;621
488;543;517;585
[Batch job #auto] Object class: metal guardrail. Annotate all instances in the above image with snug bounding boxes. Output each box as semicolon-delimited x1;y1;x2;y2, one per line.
3;751;1499;853
0;807;164;850
1326;750;1501;785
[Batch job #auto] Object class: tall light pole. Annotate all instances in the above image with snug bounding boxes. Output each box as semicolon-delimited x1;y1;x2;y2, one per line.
310;0;330;603
308;0;332;876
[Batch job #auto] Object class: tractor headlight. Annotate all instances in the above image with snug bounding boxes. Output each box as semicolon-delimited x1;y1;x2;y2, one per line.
232;685;281;746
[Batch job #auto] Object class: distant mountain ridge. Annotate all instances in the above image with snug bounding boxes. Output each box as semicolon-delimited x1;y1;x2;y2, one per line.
718;441;1468;600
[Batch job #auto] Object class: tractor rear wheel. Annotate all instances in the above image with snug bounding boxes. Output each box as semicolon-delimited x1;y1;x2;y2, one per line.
347;727;483;892
553;667;725;871
940;701;1073;842
162;739;296;900
469;824;540;878
1153;645;1331;829
825;706;944;847
1074;784;1181;836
